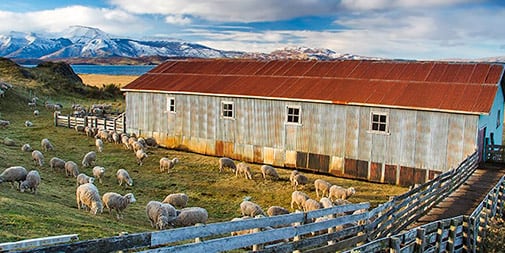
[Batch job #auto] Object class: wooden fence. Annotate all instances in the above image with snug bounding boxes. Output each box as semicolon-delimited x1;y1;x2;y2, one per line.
486;144;505;163
54;113;126;133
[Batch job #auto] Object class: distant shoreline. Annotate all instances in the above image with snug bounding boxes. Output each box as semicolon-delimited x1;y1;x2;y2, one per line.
79;74;139;87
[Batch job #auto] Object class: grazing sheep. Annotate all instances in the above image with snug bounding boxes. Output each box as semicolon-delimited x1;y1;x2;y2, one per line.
49;157;66;171
3;137;15;146
303;198;322;212
218;157;236;173
64;161;80;178
40;138;54;152
144;137;158;148
0;119;10;128
333;199;352;206
20;170;41;194
95;139;103;153
159;157;179;173
267;206;290;216
260;165;279;180
230;216;253;236
82;151;97;167
314;179;332;198
112;132;121;144
291;191;310;210
174;207;208;227
135;149;148;166
33;110;39;116
289;170;300;183
146;201;177;230
121;135;130;150
236;162;253;180
319;197;334;209
85;126;95;138
102;192;136;219
31;150;44;167
329;185;356;201
21;143;32;152
24;120;33;127
116;169;133;186
240;200;265;217
131;141;144;153
76;183;103;215
292;173;308;190
92;166;106;184
74;125;85;132
76;173;95;186
0;166;28;189
162;193;188;209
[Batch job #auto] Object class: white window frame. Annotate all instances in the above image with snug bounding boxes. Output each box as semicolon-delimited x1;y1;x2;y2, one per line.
221;101;234;119
369;111;389;134
167;97;176;113
285;105;302;125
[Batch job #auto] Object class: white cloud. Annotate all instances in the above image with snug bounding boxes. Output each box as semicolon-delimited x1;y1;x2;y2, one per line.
340;0;477;11
165;15;192;25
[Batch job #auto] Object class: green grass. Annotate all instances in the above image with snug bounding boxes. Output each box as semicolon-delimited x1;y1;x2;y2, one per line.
0;80;408;244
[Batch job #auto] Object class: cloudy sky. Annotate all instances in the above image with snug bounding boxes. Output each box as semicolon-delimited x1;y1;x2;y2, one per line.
0;0;504;60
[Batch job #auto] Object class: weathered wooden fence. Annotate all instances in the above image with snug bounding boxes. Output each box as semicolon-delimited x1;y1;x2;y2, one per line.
54;113;126;133
486;144;505;163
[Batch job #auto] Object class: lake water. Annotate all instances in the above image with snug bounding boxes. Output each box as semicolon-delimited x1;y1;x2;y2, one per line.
23;64;156;75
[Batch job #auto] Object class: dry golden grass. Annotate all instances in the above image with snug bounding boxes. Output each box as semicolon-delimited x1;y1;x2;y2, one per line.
79;74;138;87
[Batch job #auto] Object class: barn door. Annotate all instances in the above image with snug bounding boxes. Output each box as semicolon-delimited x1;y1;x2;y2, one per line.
477;127;486;163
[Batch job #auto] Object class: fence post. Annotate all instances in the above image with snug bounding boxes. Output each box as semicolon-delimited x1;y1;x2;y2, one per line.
390;237;401;253
84;117;88;127
415;228;425;253
104;118;107;131
67;115;71;128
123;114;126;133
53;114;58;126
447;219;457;252
252;227;262;251
113;118;117;132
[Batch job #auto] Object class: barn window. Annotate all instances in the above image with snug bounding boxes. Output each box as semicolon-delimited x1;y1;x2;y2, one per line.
497;109;501;128
221;101;234;119
167;97;176;113
286;105;301;124
370;112;388;133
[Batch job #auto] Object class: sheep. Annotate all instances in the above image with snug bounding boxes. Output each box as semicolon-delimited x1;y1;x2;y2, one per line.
162;193;188;209
112;132;121;144
21;143;32;152
0;166;28;189
33;110;39;116
240;200;265;217
291;191;310;210
92;166;106;184
116;169;133;186
74;125;85;132
64;161;80;177
40;138;54;152
131;141;144;153
82;151;97;167
146;201;177;230
0;119;10;128
159;157;179;173
328;185;356;202
102;192;136;219
260;165;279;180
235;162;253;180
144;137;158;148
319;197;334;209
76;183;103;215
95;139;103;153
3;137;15;146
121;135;130;149
85;126;95;138
31;150;44;167
292;173;308;190
218;157;236;173
230;216;253;236
135;149;148;166
314;179;332;198
333;199;352;206
303;198;322;212
76;173;95;186
289;170;300;183
174;207;209;227
24;120;33;127
20;170;41;194
267;206;290;216
49;157;66;171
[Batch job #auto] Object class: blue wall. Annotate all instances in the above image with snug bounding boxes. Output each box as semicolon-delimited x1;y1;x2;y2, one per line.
479;84;504;145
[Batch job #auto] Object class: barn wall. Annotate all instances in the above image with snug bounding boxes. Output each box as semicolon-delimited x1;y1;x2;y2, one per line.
478;85;504;145
125;91;479;186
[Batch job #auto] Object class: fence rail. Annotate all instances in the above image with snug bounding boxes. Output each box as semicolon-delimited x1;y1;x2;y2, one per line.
54;113;125;133
486;144;505;163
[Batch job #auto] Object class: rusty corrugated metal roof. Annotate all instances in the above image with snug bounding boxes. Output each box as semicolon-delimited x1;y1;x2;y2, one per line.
122;59;504;114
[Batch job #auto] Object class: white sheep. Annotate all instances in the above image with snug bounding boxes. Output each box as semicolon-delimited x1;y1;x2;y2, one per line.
314;179;332;198
31;150;44;167
328;185;356;202
33;110;39;116
76;183;103;215
174;207;208;227
267;206;290;216
162;193;188;209
0;166;28;189
3;137;15;146
236;162;253;180
50;157;66;172
260;165;279;180
21;143;32;152
102;192;136;219
121;135;130;150
95;139;103;153
64;161;80;178
24;120;33;127
82;151;97;167
230;216;253;236
333;199;352;206
116;169;133;186
135;149;148;166
319;197;334;209
112;132;121;144
240;200;265;217
131;141;144;153
40;138;54;152
303;198;322;212
20;170;41;194
74;125;85;132
146;201;177;230
0;119;10;128
76;173;95;186
92;166;106;184
289;170;300;183
218;157;236;173
291;190;310;210
159;157;179;173
292;173;308;190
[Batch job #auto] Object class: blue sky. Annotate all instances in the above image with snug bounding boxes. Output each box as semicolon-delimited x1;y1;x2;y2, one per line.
0;0;504;60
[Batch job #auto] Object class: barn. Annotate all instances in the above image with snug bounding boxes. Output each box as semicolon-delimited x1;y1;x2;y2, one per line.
121;59;504;186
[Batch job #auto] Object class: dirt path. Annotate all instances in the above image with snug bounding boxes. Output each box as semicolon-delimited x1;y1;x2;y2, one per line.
410;163;505;228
